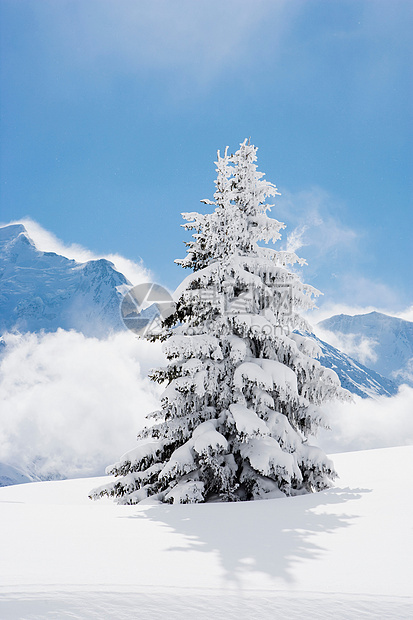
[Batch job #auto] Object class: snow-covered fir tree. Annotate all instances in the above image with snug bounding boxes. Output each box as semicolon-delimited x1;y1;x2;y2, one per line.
90;139;349;505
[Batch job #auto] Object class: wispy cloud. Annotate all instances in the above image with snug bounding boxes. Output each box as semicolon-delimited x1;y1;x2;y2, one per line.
273;186;411;315
28;0;294;95
336;274;402;309
277;186;359;261
285;224;308;254
315;326;379;367
392;358;413;386
395;305;413;323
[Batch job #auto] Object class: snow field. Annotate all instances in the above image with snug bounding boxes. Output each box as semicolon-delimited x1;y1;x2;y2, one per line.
0;446;412;618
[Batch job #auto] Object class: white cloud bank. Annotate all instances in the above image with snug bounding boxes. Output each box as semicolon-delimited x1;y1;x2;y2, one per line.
0;330;165;480
1;329;412;484
316;385;413;455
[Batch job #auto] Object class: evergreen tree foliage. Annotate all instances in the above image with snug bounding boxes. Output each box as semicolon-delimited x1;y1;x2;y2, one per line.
90;140;349;505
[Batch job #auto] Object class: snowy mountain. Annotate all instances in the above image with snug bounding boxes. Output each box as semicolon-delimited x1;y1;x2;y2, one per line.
0;446;412;619
304;332;398;399
318;311;413;386
0;462;37;487
0;224;130;337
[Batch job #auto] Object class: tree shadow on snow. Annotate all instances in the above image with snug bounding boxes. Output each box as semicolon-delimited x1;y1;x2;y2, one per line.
122;485;371;586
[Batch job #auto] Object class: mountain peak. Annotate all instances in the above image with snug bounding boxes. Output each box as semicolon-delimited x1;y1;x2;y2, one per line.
0;223;130;337
0;224;38;261
318;311;413;385
0;223;31;243
365;310;394;320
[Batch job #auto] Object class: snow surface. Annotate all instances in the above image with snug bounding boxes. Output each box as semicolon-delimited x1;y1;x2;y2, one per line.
0;446;411;619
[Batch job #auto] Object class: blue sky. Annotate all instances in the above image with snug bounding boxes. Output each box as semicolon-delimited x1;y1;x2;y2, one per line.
1;0;412;317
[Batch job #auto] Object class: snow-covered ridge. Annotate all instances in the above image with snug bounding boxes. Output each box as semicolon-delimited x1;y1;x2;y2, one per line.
303;331;398;398
0;224;130;337
318;311;413;386
0;462;37;487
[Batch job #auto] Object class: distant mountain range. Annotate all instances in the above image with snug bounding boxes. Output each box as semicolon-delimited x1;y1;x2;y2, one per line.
0;224;130;337
318;312;413;387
